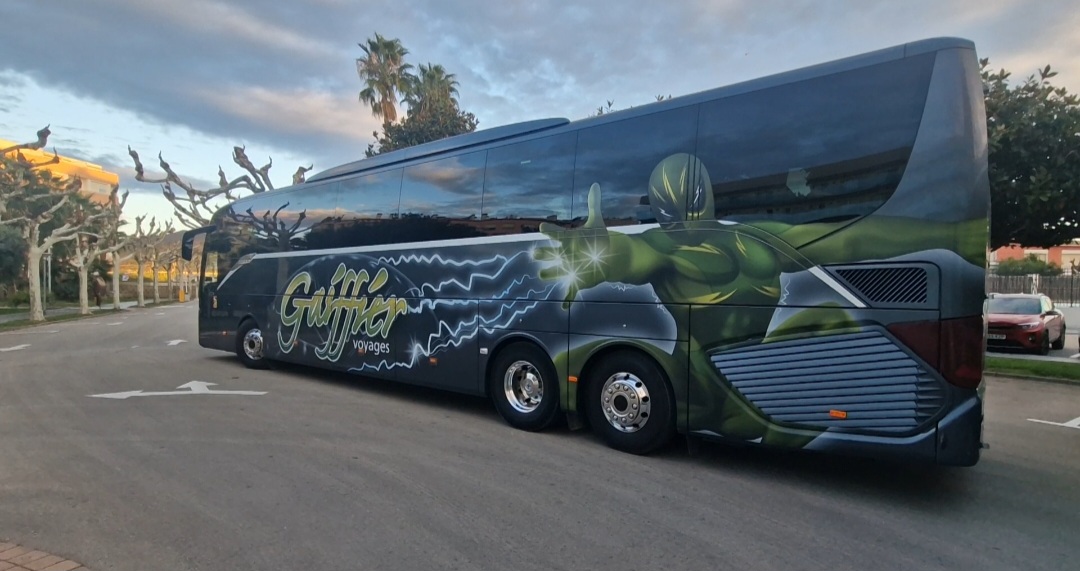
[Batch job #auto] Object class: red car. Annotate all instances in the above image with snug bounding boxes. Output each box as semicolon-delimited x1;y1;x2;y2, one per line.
986;293;1066;355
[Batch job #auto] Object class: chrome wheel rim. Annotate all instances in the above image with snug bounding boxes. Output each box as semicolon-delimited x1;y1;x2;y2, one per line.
243;328;264;361
601;373;651;433
504;360;543;413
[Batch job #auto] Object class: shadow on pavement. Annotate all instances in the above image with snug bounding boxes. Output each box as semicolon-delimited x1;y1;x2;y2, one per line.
207;355;976;508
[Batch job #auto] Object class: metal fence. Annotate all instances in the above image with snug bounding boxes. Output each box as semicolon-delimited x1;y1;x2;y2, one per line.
987;274;1080;306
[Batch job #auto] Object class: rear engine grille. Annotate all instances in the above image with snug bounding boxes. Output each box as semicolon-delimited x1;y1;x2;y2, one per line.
710;330;945;433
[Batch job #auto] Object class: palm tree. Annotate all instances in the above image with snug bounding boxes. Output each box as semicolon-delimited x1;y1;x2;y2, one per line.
356;33;412;125
403;63;460;115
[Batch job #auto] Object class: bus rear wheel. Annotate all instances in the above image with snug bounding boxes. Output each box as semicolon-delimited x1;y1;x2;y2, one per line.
586;351;675;455
489;343;560;432
237;319;269;370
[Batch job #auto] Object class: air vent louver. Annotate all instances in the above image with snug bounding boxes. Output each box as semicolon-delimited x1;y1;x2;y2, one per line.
834;267;928;304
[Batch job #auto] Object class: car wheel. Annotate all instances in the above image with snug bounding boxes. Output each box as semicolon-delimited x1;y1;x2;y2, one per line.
489;343;560;432
1052;325;1066;350
585;351;675;455
1037;331;1050;356
237;319;270;369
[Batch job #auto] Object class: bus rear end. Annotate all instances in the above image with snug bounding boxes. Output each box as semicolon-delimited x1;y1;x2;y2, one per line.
693;39;988;465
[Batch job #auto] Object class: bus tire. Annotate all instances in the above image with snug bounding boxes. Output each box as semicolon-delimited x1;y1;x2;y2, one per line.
489;343;560;432
237;319;270;370
1037;331;1050;356
586;351;675;455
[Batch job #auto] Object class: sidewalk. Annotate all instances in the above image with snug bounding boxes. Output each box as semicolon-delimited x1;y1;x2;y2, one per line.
0;541;88;570
0;301;144;325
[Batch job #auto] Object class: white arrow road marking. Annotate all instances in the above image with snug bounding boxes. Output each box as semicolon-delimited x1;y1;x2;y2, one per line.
1028;415;1080;430
167;339;187;346
0;344;30;352
107;322;123;326
88;381;266;400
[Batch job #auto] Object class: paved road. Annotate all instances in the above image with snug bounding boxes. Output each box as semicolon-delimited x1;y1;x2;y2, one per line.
1;306;1077;571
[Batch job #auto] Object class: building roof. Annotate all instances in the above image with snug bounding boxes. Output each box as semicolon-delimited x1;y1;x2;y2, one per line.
1;138;120;205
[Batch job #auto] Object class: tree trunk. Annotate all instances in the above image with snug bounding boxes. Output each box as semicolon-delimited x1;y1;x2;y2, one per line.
78;264;90;315
112;255;122;309
26;247;44;322
136;260;146;307
184;261;193;299
153;265;161;304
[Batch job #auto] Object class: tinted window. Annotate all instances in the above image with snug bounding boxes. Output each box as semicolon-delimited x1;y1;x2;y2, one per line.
399;152;486;242
303;169;403;249
224;183;339;254
573;106;699;227
696;54;935;224
481;133;576;235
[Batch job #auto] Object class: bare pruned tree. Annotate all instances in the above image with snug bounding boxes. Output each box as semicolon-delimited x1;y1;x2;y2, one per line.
127;216;172;308
70;186;128;315
128;145;312;230
1;177;115;322
151;233;180;304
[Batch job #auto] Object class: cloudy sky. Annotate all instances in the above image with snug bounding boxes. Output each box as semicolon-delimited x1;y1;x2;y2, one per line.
1;0;1078;228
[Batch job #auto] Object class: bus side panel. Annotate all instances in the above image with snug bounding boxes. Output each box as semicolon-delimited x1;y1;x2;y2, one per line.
394;297;479;394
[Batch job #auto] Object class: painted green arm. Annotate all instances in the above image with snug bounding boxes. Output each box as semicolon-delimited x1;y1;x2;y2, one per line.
534;184;677;304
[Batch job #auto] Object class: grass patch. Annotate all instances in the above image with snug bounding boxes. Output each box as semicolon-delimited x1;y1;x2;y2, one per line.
985;356;1080;383
0;309;125;331
0;301;79;315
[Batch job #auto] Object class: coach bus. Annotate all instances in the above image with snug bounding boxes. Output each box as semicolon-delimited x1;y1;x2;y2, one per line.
183;37;989;465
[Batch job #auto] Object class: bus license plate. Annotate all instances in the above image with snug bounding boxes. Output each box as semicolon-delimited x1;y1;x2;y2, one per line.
987;334;1006;340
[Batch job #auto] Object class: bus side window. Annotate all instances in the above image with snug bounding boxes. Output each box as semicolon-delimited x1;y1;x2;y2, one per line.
572;106;699;227
319;168;403;249
695;53;934;224
227;184;339;254
399;151;486;242
481;132;576;235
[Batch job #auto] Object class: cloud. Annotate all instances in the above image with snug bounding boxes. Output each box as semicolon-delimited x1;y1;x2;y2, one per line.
2;0;1079;233
194;85;377;145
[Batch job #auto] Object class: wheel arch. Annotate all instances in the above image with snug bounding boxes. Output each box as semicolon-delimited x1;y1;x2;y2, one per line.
574;341;677;416
483;332;556;397
236;313;259;330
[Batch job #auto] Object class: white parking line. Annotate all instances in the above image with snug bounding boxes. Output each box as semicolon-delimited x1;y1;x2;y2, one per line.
0;344;30;352
1028;415;1080;430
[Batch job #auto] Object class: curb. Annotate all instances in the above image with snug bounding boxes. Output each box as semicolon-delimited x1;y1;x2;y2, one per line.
985;371;1080;387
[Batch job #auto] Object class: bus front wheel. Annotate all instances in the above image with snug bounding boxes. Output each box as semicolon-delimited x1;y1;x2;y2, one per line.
237;319;269;370
489;343;560;432
586;351;675;455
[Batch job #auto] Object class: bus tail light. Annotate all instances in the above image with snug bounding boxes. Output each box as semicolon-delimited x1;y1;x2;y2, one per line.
888;316;983;390
939;316;985;390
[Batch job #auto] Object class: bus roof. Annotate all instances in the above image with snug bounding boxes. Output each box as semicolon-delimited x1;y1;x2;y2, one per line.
301;37;974;186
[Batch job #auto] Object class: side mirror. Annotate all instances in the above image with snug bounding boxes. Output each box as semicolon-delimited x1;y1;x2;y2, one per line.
181;225;215;261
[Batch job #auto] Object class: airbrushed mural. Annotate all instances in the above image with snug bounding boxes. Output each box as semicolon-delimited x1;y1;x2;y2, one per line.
238;151;981;451
199;40;988;465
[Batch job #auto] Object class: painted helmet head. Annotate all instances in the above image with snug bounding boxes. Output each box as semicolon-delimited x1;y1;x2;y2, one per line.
647;153;714;223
